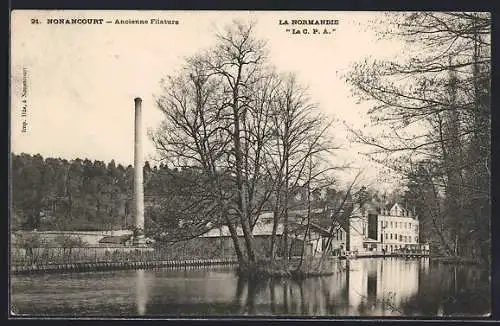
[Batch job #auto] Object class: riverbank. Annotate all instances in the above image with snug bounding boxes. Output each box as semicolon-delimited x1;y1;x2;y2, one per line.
11;258;238;275
343;253;485;266
12;252;436;275
345;252;429;259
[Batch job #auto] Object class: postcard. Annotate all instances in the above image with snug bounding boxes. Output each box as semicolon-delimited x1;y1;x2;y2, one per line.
9;10;491;318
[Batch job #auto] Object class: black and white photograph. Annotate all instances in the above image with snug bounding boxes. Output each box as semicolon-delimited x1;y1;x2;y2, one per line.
9;10;491;318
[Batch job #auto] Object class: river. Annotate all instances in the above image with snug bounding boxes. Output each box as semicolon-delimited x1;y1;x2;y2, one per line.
10;258;490;317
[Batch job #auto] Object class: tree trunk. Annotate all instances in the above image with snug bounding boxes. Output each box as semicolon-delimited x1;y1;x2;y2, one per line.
298;168;313;270
226;216;245;263
270;197;280;259
283;135;290;262
233;84;256;264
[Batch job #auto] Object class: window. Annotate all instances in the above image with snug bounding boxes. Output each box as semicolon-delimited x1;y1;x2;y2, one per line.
415;236;418;243
385;233;388;240
390;233;393;240
404;222;407;229
409;223;412;229
400;222;402;228
390;221;393;228
399;235;402;242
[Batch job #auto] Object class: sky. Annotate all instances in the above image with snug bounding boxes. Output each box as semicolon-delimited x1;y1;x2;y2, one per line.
11;10;407;190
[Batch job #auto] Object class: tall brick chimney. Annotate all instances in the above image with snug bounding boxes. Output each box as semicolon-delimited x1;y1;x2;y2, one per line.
133;97;145;246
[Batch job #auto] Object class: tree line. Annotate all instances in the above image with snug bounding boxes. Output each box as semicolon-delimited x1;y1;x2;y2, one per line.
11;152;370;241
12;153;145;232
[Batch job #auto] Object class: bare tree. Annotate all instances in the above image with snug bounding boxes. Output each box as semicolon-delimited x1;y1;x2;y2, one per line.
345;12;490;262
153;20;346;274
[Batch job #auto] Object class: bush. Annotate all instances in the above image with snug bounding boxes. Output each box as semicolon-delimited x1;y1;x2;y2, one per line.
53;234;88;248
14;232;45;249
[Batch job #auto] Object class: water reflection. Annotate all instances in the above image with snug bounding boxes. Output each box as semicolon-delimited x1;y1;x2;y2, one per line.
346;258;421;316
135;270;148;315
11;258;489;317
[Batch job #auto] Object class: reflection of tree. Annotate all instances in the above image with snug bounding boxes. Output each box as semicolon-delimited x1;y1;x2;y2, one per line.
246;278;257;315
399;263;490;316
227;260;491;316
298;281;306;315
283;281;289;314
320;278;332;314
234;276;270;315
269;278;276;314
232;276;246;314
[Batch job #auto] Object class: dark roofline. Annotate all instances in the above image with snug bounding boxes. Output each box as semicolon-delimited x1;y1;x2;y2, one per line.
99;234;132;244
289;221;335;237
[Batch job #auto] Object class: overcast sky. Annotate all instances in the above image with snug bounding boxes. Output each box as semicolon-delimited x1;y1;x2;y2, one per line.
11;10;407;189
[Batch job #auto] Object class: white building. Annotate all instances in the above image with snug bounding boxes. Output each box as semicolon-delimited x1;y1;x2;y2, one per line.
377;203;420;252
346;202;422;254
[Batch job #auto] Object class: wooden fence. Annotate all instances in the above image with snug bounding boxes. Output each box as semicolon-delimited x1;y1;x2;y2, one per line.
11;245;238;267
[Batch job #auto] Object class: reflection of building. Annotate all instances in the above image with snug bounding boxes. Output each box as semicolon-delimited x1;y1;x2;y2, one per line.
347;259;367;308
346;258;420;315
376;258;419;304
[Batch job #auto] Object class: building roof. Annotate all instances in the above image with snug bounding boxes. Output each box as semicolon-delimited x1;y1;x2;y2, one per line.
199;214;341;238
289;221;334;237
381;202;417;218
